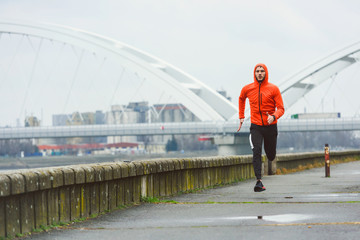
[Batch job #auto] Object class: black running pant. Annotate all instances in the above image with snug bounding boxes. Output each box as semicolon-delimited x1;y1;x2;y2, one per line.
249;123;278;180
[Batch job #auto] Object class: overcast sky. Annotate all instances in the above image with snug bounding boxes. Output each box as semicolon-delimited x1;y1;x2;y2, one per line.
1;0;360;126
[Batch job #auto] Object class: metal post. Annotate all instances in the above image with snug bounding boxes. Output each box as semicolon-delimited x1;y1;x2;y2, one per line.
325;144;330;177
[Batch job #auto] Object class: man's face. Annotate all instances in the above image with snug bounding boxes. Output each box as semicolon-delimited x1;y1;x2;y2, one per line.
255;66;266;82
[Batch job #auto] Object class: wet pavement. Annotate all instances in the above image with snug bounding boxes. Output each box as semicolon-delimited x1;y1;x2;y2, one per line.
26;161;360;240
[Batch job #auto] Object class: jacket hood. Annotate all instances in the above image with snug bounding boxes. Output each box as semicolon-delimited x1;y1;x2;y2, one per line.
253;63;269;84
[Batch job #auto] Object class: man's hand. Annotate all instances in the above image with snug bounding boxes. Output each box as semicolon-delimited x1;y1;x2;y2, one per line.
266;112;275;125
237;118;245;132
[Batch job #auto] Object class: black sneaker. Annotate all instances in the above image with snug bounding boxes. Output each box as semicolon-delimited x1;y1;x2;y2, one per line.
254;180;266;192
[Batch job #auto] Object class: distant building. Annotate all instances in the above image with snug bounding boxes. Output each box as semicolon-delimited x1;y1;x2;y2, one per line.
52;114;70;126
66;112;95;125
51;111;107;146
150;103;199;150
152;104;199;123
106;102;149;144
105;102;199;153
24;115;45;145
106;104;144;125
53;111;105;126
95;111;105;124
25;116;40;127
48;101;203;154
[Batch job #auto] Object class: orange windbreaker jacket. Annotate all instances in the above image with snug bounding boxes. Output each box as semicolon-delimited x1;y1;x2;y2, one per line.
238;63;285;126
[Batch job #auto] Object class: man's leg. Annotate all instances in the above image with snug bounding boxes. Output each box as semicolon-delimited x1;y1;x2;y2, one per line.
250;124;263;180
264;124;278;162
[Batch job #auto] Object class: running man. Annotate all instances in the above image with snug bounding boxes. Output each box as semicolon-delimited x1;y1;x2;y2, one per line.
237;63;285;192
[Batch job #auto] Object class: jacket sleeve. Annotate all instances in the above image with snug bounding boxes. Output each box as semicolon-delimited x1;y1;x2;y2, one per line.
238;87;247;119
273;86;285;120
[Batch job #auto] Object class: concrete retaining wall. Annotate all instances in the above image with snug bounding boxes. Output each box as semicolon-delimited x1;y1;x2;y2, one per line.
275;150;360;173
0;155;254;238
1;150;359;238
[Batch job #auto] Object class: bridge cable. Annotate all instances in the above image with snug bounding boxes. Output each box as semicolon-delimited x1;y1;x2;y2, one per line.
26;35;37;52
124;75;147;121
43;42;66;90
86;54;108;124
315;73;337;113
109;68;125;107
19;37;43;121
71;45;82;60
151;91;166;120
351;61;360;116
25;35;51;77
154;95;173;119
333;62;360;116
127;75;146;105
301;95;315;113
0;33;24;88
153;91;178;121
62;49;84;114
108;68;127;123
26;39;66;126
87;55;107;93
287;81;318;116
27;37;62;82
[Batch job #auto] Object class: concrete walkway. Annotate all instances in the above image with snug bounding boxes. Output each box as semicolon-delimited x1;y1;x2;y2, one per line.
27;161;360;240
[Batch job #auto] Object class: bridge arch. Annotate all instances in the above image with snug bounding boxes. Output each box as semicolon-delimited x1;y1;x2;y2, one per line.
279;41;360;110
0;20;237;122
1;21;360;122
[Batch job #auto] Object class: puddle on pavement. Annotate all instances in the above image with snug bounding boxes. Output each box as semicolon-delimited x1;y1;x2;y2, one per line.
306;193;360;198
260;214;312;223
213;214;313;223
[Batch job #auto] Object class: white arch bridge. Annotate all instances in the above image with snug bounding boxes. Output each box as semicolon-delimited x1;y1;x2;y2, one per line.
1;21;360;141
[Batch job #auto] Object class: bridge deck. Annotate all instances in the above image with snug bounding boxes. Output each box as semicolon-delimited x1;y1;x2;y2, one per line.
1;118;360;139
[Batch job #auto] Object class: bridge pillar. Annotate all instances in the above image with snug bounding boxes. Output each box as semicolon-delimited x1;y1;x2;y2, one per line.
214;133;252;155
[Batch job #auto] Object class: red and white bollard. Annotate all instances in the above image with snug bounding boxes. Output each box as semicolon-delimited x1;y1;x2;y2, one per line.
325;144;330;177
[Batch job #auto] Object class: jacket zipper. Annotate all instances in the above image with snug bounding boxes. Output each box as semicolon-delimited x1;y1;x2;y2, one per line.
258;82;264;125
